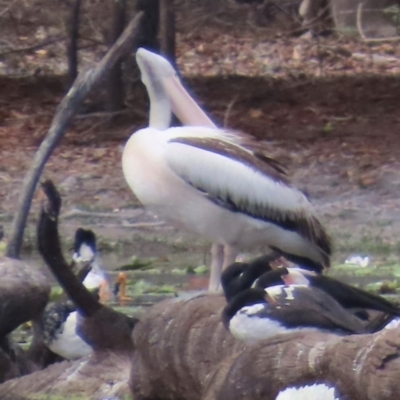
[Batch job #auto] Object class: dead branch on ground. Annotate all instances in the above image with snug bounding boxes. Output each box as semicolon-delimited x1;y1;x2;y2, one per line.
0;37;65;57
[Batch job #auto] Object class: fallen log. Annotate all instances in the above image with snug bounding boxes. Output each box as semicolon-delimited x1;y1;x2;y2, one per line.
0;350;132;399
204;329;400;400
131;294;400;400
0;257;50;382
0;257;49;337
131;294;245;400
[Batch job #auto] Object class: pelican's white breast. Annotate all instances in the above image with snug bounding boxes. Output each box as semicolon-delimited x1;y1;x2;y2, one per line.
122;126;322;262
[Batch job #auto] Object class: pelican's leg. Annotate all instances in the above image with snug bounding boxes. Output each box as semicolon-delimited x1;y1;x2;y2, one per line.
208;243;224;292
223;244;238;271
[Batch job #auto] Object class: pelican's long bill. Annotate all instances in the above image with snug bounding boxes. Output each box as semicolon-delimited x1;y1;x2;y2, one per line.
122;48;331;291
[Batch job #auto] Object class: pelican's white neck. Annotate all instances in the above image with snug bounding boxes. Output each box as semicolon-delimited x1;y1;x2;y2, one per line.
136;47;215;130
147;84;171;129
136;49;172;130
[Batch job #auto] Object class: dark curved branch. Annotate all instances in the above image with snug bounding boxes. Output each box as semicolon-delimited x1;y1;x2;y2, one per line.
6;11;144;259
37;180;100;317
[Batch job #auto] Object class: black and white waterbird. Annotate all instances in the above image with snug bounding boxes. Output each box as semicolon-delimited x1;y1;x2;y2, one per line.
40;301;93;360
73;228;110;302
221;252;280;301
255;267;400;317
222;286;366;345
38;219;95;359
40;228;116;359
122;47;331;291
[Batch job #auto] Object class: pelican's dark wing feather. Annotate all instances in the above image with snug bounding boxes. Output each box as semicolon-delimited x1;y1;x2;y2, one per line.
165;136;331;268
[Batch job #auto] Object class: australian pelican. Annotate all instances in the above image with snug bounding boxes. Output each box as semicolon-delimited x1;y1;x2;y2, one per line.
122;48;331;291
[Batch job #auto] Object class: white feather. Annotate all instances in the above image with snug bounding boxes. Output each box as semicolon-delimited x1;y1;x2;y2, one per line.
165;138;311;216
264;285;308;302
72;242;94;263
286;269;313;285
344;255;370;268
82;261;107;290
48;312;92;360
73;241;108;291
384;317;400;330
276;384;339;400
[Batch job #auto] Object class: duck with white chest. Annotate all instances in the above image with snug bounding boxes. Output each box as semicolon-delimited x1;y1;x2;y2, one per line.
256;267;400;318
222;286;366;345
40;300;92;360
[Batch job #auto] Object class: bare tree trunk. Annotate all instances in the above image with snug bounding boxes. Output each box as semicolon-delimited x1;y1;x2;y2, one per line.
67;0;82;86
5;12;143;259
131;294;400;400
135;0;160;51
107;0;127;111
159;0;175;65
